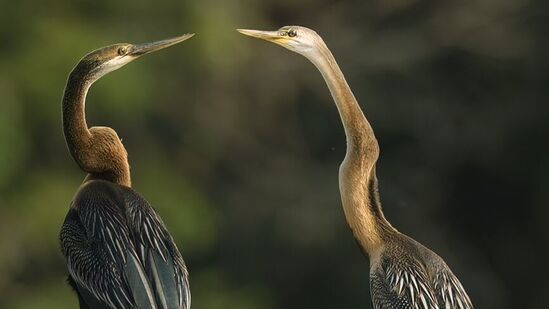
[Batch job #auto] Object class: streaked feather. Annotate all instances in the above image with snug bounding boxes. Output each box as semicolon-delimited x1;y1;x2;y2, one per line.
370;235;472;309
433;267;473;309
60;180;190;309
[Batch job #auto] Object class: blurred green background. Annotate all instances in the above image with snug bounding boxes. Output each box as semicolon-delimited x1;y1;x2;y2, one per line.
1;0;548;308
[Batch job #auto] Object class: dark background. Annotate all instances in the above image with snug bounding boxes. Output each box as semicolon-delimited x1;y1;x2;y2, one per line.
1;0;548;308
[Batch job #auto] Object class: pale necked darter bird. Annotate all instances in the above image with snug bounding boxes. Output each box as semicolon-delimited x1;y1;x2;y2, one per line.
238;26;473;309
60;34;194;309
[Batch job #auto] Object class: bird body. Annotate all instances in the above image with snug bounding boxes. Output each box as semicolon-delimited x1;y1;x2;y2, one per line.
238;26;473;308
61;179;189;309
60;35;194;309
370;234;472;309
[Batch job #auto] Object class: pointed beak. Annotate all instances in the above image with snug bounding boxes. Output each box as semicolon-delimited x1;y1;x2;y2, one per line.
130;33;195;57
237;29;284;43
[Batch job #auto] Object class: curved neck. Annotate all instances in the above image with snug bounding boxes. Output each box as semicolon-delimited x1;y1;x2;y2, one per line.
306;43;395;254
307;45;374;151
62;70;131;187
63;73;92;155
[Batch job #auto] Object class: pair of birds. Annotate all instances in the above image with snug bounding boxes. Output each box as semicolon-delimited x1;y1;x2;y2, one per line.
60;26;473;309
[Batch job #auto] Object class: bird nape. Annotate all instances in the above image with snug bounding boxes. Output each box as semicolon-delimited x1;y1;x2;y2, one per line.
59;34;194;309
238;26;474;309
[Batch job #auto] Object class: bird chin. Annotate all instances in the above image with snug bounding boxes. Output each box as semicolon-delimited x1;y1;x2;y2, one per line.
283;43;314;56
92;57;134;80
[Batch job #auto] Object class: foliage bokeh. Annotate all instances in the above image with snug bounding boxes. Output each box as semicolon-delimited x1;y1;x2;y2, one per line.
1;0;548;308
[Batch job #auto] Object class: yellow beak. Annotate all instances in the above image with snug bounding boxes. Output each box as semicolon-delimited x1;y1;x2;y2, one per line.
237;29;289;45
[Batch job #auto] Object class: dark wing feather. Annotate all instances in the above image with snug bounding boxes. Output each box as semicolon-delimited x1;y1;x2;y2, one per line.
432;265;473;309
60;186;137;309
123;187;190;309
60;180;190;309
125;251;157;309
370;254;440;309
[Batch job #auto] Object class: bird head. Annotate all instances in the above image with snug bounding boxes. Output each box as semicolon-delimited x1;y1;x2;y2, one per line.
237;26;324;57
73;34;195;83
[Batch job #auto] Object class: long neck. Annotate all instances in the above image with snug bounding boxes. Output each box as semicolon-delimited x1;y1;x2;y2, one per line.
62;70;131;187
307;43;395;255
63;73;92;158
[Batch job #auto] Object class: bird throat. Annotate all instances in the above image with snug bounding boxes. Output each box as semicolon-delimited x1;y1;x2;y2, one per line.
63;70;132;188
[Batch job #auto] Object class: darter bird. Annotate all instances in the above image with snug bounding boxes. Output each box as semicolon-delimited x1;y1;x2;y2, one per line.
238;26;473;309
60;34;194;309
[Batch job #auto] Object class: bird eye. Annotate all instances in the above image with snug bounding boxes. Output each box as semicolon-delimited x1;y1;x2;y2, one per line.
117;46;128;56
287;29;297;37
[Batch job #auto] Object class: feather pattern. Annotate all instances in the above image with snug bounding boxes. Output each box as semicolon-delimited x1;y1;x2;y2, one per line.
370;235;473;309
433;267;473;309
60;180;190;309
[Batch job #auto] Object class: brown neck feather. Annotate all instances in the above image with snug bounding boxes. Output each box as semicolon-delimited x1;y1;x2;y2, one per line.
62;68;131;187
307;42;396;255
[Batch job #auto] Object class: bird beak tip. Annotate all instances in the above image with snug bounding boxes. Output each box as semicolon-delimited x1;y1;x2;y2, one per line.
236;29;250;35
130;34;194;56
173;33;194;43
236;29;276;40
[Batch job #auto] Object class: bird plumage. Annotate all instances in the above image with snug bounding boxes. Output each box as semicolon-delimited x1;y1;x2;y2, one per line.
59;35;193;309
238;25;473;309
61;180;190;309
370;234;472;309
